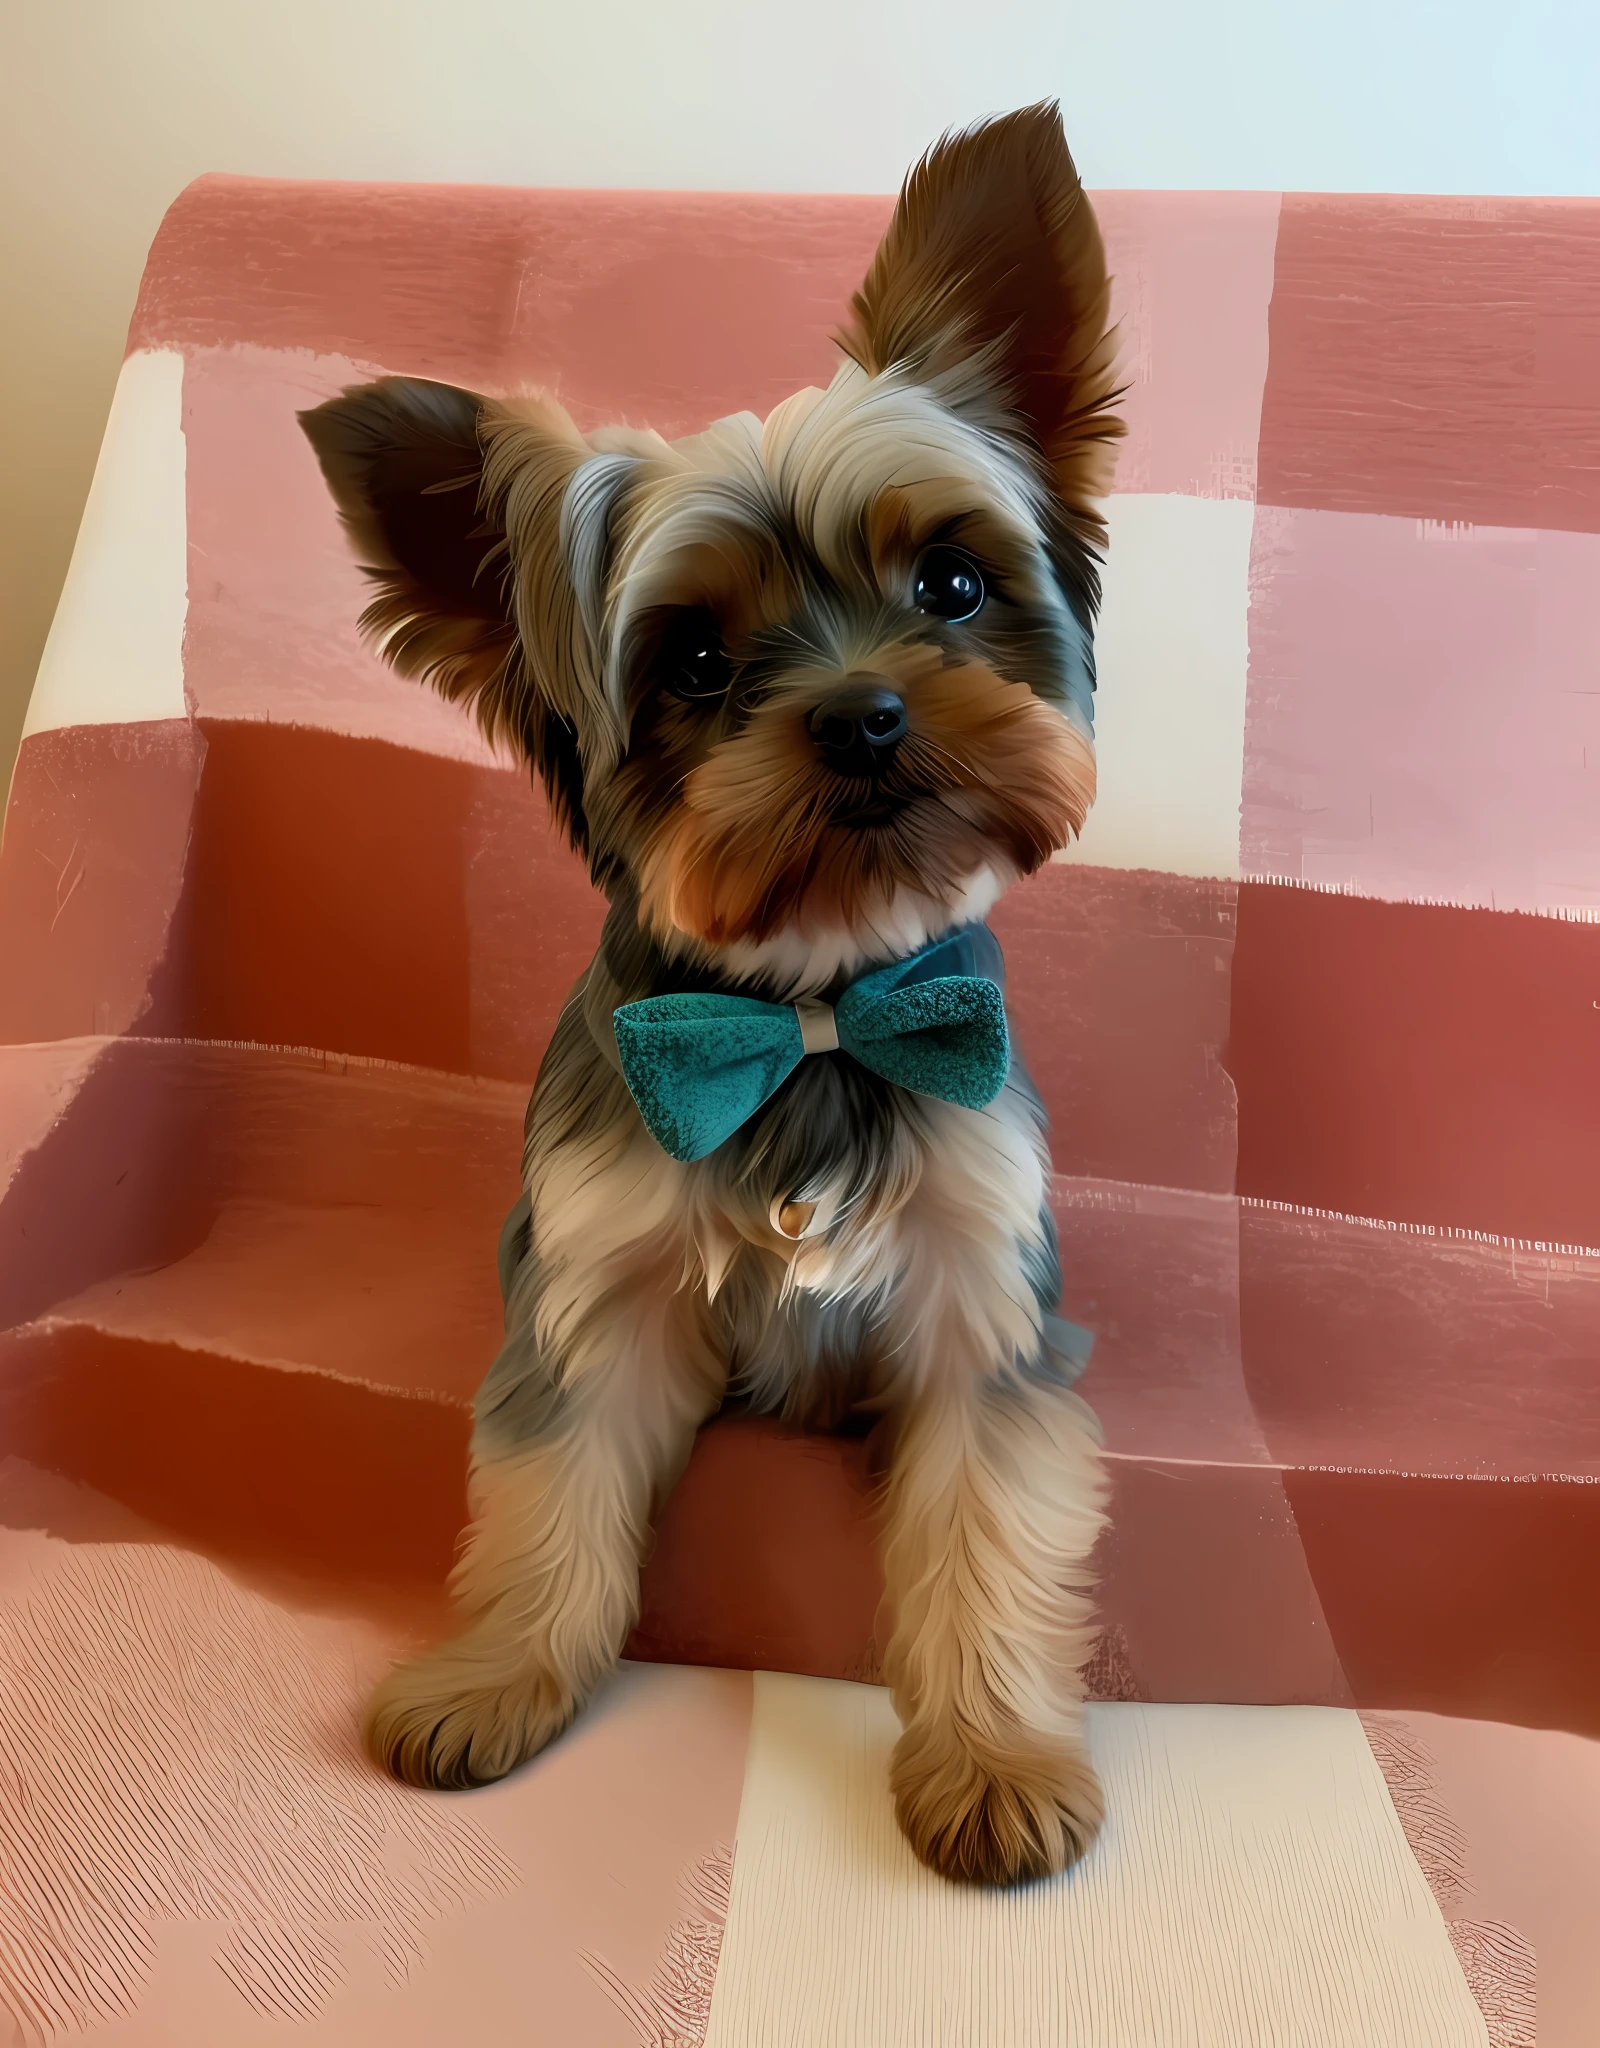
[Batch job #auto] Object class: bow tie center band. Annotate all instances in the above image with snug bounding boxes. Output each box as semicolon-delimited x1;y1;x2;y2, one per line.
610;924;1011;1166
793;996;841;1057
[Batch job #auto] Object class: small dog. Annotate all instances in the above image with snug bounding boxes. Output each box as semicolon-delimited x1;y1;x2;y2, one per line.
301;101;1122;1887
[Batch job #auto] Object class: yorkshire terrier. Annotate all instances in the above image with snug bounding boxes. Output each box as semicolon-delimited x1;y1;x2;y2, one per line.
300;101;1122;1887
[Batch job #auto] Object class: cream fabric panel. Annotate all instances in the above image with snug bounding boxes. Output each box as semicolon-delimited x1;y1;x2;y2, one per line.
24;349;188;739
1061;493;1254;881
705;1676;1487;2048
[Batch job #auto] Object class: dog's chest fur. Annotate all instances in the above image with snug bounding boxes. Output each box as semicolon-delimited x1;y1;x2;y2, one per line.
515;902;1050;1433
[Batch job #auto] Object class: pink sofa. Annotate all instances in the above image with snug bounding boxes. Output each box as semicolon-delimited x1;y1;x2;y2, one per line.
5;173;1600;1727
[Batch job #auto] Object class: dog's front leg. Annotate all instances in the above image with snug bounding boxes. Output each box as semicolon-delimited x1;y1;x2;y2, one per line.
366;1131;723;1789
879;1101;1108;1886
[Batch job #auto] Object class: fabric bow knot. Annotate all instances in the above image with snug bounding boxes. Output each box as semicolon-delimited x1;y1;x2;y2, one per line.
612;925;1010;1164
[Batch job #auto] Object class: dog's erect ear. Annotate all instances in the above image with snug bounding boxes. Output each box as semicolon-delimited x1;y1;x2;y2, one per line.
839;102;1122;534
298;376;592;850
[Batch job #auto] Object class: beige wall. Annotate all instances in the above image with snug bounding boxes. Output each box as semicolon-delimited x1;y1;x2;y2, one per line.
3;0;1593;785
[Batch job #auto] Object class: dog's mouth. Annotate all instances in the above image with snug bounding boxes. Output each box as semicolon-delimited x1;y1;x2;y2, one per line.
828;785;921;830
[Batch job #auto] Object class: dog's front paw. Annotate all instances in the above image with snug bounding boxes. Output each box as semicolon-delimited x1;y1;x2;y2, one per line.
364;1645;574;1790
891;1720;1103;1886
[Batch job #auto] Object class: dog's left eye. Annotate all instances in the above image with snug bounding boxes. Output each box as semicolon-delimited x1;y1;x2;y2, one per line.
913;547;986;624
663;609;733;701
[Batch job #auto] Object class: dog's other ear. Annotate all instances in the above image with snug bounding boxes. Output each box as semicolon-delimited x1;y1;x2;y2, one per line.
839;102;1122;538
299;377;512;705
298;376;592;850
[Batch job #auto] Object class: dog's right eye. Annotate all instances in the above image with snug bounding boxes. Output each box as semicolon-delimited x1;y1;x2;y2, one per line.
663;609;733;702
913;546;986;624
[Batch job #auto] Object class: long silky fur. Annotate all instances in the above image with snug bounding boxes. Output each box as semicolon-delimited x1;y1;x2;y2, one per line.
302;103;1121;1888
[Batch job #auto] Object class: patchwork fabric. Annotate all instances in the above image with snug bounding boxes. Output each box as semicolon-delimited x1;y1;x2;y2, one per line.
3;171;1598;2041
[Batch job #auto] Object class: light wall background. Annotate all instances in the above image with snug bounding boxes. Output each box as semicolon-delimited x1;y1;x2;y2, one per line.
4;0;1598;786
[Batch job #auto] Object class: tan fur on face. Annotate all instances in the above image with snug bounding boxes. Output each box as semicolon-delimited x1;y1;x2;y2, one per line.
583;321;1104;959
636;648;1095;947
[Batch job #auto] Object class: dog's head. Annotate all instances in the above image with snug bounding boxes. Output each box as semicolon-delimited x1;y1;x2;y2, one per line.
301;103;1121;989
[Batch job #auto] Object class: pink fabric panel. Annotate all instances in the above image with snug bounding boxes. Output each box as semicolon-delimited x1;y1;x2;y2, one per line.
1259;194;1600;532
995;867;1237;1196
0;1038;218;1339
0;722;203;1044
34;1040;524;1405
130;176;889;431
1398;1709;1600;2048
463;763;609;1082
1097;1458;1351;1709
1057;1177;1350;1709
2;1039;521;1591
632;1415;884;1681
1241;1200;1600;1480
0;1515;749;2047
1232;882;1600;1248
139;721;603;1083
1056;1180;1261;1463
0;1041;104;1201
1095;190;1279;499
1287;1466;1600;1734
2;1320;472;1593
1243;507;1600;914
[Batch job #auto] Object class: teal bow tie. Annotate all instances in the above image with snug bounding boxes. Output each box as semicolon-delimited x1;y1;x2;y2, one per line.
612;925;1010;1163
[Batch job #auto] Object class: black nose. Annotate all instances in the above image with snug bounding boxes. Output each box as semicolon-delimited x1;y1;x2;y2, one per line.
808;684;908;777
